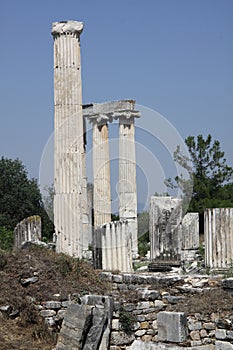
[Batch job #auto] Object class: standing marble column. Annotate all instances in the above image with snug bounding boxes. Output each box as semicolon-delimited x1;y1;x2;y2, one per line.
116;110;140;257
91;115;112;228
52;21;87;257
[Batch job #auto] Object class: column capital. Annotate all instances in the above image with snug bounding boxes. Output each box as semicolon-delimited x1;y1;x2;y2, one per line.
113;110;141;121
86;113;112;125
52;21;84;37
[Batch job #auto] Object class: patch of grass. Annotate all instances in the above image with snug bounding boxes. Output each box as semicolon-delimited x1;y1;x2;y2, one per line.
138;231;150;258
119;307;136;333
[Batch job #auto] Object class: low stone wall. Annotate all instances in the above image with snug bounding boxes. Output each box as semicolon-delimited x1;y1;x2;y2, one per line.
101;272;233;349
32;272;233;349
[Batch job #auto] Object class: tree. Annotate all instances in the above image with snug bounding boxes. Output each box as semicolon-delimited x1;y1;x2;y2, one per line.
0;157;54;240
43;184;55;222
167;135;233;213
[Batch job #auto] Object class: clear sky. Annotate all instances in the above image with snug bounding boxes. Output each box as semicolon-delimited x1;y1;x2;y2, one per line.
1;0;233;208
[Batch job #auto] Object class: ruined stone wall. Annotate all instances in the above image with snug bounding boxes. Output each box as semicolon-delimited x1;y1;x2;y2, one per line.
32;272;233;349
150;197;183;264
14;215;41;248
93;221;133;272
101;272;233;349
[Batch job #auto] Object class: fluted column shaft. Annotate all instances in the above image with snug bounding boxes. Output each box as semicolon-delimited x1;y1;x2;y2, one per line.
92;119;111;228
118;111;140;257
52;21;86;257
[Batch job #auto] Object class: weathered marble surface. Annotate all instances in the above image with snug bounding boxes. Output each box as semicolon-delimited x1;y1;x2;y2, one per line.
52;20;88;257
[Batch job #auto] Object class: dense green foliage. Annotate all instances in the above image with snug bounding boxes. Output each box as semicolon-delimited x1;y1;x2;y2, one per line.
0;227;13;251
169;135;233;213
0;157;54;241
137;211;150;257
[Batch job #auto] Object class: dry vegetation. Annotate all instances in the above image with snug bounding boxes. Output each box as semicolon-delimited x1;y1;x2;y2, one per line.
0;245;110;350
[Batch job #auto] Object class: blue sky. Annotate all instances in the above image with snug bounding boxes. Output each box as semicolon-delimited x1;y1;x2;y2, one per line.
1;0;233;207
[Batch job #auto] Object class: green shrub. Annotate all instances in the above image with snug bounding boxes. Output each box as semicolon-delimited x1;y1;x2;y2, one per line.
138;231;150;257
0;226;14;251
119;307;136;333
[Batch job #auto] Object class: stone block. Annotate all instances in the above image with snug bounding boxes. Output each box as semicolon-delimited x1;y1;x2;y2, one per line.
137;289;159;301
44;317;56;327
188;321;202;331
45;301;61;309
227;331;233;340
135;329;146;337
40;309;56;317
111;331;135;345
203;322;215;330
214;329;226;340
154;300;165;310
141;335;152;342
111;319;119;330
216;341;233;350
112;274;123;283
140;321;149;329
157;311;187;343
200;329;208;338
145;312;157;321
190;330;200;341
137;301;151;310
222;278;233;289
137;315;145;322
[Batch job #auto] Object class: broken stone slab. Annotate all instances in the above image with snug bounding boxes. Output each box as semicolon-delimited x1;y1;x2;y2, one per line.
82;307;108;350
137;289;160;301
56;295;113;350
111;331;135;346
40;310;56;318
44;301;61;309
56;303;93;350
127;340;215;349
9;309;19;319
20;276;39;286
0;305;12;313
157;312;187;343
162;295;185;304
215;341;233;350
222;278;233;291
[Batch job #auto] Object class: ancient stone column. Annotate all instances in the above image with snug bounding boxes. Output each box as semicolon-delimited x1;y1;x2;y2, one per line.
87;182;94;246
205;208;233;269
116;110;140;258
91;115;112;228
52;21;87;257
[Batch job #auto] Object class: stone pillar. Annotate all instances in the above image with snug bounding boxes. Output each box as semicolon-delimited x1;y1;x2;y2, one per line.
87;182;94;246
116;110;140;258
181;213;199;250
91;115;112;228
181;212;200;264
52;21;87;257
205;208;233;269
149;196;183;267
81;120;89;256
